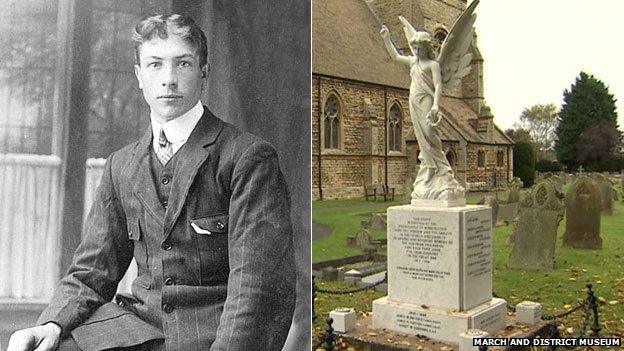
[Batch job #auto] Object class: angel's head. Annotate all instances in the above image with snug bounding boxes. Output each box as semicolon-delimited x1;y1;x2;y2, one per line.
408;31;435;60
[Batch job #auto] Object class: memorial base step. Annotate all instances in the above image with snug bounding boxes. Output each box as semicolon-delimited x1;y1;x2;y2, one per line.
372;296;507;344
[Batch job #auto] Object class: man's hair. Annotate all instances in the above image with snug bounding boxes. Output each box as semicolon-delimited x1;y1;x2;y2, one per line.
133;14;208;67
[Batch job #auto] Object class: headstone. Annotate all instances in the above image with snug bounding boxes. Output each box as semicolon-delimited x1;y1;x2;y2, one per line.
592;173;613;215
322;266;338;281
507;183;521;204
373;204;507;344
355;229;372;248
344;269;362;285
505;218;519;246
562;176;602;249
370;213;386;230
497;202;518;224
329;308;357;333
516;301;543;325
508;180;563;270
485;196;499;225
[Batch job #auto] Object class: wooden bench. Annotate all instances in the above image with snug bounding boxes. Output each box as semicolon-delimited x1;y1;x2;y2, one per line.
364;184;377;201
364;184;395;202
381;185;395;202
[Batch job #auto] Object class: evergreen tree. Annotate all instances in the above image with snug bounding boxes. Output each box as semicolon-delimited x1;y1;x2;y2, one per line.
513;141;535;187
555;72;620;171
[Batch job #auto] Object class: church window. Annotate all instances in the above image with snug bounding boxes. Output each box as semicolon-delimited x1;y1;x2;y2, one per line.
446;150;456;166
323;94;340;149
434;28;448;43
477;150;486;167
496;150;504;167
388;103;402;152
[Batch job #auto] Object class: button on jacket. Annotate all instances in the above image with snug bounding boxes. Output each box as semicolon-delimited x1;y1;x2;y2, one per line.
38;108;296;351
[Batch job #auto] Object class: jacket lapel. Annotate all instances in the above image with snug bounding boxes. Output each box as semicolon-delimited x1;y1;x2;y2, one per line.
129;125;166;224
163;107;223;239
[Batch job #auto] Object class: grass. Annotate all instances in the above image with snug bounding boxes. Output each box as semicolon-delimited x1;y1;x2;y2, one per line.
312;193;624;340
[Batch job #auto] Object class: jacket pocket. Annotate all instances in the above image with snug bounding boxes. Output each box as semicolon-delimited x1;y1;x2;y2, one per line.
191;214;230;283
190;213;229;235
127;217;149;269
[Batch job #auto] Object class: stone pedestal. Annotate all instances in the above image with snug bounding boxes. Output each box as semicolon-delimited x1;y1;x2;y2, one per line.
459;329;489;351
516;301;542;325
329;308;357;333
372;204;507;344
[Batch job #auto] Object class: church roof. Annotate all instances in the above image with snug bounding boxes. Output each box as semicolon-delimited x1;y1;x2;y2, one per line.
440;97;513;145
312;0;410;88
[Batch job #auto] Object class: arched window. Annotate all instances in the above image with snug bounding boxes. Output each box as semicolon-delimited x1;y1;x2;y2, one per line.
323;94;340;149
477;150;486;167
433;28;448;53
434;28;448;43
496;150;504;167
388;103;402;152
446;150;456;167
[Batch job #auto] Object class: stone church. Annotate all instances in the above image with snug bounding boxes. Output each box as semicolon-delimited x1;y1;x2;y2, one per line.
312;0;513;199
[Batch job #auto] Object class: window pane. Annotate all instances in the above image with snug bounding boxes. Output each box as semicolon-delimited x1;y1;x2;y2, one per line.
331;117;339;149
86;2;169;158
0;0;58;154
324;116;331;148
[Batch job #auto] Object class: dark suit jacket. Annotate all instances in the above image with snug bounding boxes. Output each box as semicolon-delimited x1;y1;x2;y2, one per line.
38;108;296;351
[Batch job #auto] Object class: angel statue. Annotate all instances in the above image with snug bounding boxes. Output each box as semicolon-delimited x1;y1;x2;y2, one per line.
379;0;479;206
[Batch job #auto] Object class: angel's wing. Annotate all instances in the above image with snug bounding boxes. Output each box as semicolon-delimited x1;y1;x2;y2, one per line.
437;0;479;90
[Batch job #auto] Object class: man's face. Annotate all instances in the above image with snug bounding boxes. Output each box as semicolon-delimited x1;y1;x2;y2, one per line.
134;35;205;122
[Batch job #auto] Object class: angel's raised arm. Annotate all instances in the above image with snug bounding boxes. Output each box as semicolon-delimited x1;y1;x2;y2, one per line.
380;25;411;65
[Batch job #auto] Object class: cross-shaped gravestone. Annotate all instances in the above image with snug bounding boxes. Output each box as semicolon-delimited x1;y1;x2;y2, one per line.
579;165;584;175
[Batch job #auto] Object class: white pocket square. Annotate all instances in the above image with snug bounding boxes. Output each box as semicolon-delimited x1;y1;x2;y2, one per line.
191;222;212;235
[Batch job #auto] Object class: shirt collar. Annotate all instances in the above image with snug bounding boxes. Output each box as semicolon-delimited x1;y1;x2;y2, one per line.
150;100;204;144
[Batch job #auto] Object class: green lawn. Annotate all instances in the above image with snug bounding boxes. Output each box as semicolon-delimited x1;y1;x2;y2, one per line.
312;195;624;339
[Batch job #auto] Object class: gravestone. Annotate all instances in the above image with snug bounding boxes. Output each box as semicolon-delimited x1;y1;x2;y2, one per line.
355;229;372;248
485;196;499;225
373;204;507;344
562;176;602;249
370;213;386;230
506;183;521;204
497;202;518;224
508;181;563;270
592;173;613;215
505;219;519;246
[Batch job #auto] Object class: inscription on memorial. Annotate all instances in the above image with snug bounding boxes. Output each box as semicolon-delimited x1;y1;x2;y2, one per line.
392;216;453;282
473;305;505;331
464;215;491;279
396;311;442;334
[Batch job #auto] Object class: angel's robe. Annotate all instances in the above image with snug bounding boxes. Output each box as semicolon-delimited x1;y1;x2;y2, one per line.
409;60;453;176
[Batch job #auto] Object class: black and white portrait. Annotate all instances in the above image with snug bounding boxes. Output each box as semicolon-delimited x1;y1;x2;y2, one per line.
0;1;310;350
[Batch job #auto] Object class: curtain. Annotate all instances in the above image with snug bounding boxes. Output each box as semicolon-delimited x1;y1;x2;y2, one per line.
0;154;61;300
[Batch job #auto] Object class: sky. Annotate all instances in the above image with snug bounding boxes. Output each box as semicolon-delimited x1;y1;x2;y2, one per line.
472;0;624;131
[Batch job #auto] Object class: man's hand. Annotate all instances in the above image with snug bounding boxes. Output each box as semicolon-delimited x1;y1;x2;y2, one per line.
7;323;61;351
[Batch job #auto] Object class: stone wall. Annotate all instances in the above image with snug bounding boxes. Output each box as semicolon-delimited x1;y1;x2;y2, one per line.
312;76;412;199
313;74;512;199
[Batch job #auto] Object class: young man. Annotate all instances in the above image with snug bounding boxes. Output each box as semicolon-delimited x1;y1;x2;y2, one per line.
8;14;295;351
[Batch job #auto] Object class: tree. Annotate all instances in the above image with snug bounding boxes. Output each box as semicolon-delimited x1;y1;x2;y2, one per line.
505;127;534;144
575;120;622;171
515;103;558;160
555;71;621;171
513;141;536;188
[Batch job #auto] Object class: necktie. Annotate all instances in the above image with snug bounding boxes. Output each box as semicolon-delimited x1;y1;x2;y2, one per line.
156;128;174;165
